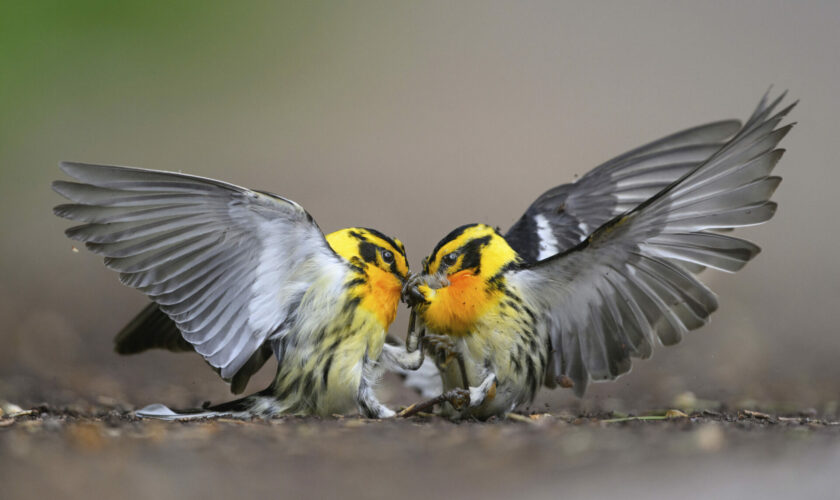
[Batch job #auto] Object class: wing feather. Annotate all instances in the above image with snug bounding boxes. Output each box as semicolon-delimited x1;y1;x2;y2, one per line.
510;93;793;395
54;162;346;380
505;119;743;263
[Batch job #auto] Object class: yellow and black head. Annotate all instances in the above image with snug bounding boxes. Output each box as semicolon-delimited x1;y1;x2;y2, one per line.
327;227;408;280
409;224;522;335
423;223;519;280
326;227;409;327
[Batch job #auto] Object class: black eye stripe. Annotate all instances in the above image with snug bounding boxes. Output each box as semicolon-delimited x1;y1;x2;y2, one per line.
459;235;491;271
358;227;406;258
435;235;492;272
429;224;478;263
359;241;378;263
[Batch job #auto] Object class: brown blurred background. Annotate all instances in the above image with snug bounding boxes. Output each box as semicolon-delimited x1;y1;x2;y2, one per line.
1;1;838;414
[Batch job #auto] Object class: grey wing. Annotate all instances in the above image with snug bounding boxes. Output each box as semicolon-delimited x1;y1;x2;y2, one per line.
53;162;347;380
505;118;742;264
509;93;793;396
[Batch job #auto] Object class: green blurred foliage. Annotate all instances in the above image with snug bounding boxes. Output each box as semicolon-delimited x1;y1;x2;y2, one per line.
0;1;353;164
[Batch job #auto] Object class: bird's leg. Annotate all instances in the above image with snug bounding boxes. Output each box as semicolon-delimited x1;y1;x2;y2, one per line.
405;309;424;353
379;312;427;372
380;342;425;371
424;333;469;390
356;355;395;418
467;372;497;408
397;333;472;418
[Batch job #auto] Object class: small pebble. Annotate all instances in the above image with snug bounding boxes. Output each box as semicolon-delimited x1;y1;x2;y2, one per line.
695;424;725;452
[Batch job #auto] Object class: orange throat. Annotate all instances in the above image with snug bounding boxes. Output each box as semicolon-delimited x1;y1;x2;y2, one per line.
422;271;495;336
358;266;402;328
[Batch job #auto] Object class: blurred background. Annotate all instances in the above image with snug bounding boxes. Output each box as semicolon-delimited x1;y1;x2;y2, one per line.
1;0;838;415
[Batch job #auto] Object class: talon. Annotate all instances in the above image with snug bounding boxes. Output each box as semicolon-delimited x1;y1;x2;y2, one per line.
444;388;471;410
401;273;423;305
398;387;472;418
404;285;428;307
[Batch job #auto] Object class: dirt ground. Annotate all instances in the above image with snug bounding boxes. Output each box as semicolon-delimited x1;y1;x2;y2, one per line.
2;402;838;500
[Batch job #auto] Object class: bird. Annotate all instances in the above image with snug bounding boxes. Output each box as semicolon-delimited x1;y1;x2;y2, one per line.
402;92;795;419
53;162;424;419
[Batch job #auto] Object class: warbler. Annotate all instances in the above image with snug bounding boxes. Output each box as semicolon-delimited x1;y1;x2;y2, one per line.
403;92;795;419
53;162;423;419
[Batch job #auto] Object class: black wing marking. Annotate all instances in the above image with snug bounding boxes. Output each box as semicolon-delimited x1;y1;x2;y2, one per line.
114;302;274;394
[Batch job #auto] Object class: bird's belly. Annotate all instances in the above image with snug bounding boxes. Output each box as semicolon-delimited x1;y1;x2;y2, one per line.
273;310;386;416
435;320;548;419
319;349;367;415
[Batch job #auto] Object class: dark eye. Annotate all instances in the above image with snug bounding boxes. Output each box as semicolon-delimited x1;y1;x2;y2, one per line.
381;250;394;263
443;252;458;265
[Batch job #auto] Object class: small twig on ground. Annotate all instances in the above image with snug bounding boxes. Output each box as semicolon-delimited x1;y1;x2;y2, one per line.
398;394;449;418
505;413;534;424
601;415;669;423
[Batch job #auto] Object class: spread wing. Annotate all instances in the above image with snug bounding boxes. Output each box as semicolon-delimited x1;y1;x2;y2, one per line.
508;93;794;396
505;119;743;264
53;162;347;380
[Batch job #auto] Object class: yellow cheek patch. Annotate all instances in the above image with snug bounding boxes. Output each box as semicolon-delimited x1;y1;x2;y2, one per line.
422;270;498;336
359;265;402;328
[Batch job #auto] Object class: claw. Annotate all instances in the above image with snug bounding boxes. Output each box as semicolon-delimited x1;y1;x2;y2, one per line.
445;388;471;410
399;372;497;418
401;272;422;304
397;388;471;418
402;279;429;307
401;272;449;306
405;286;428;307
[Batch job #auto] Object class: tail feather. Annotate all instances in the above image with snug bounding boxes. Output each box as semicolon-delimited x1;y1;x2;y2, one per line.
135;403;232;420
135;385;275;420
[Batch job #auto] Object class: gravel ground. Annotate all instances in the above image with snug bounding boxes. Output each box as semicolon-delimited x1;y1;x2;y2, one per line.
2;403;839;500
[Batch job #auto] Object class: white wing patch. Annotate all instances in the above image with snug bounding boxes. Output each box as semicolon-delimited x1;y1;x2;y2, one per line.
576;221;590;238
535;214;560;260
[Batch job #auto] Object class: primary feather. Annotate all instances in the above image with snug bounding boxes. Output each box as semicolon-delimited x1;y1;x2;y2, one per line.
505;120;742;263
54;162;342;380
